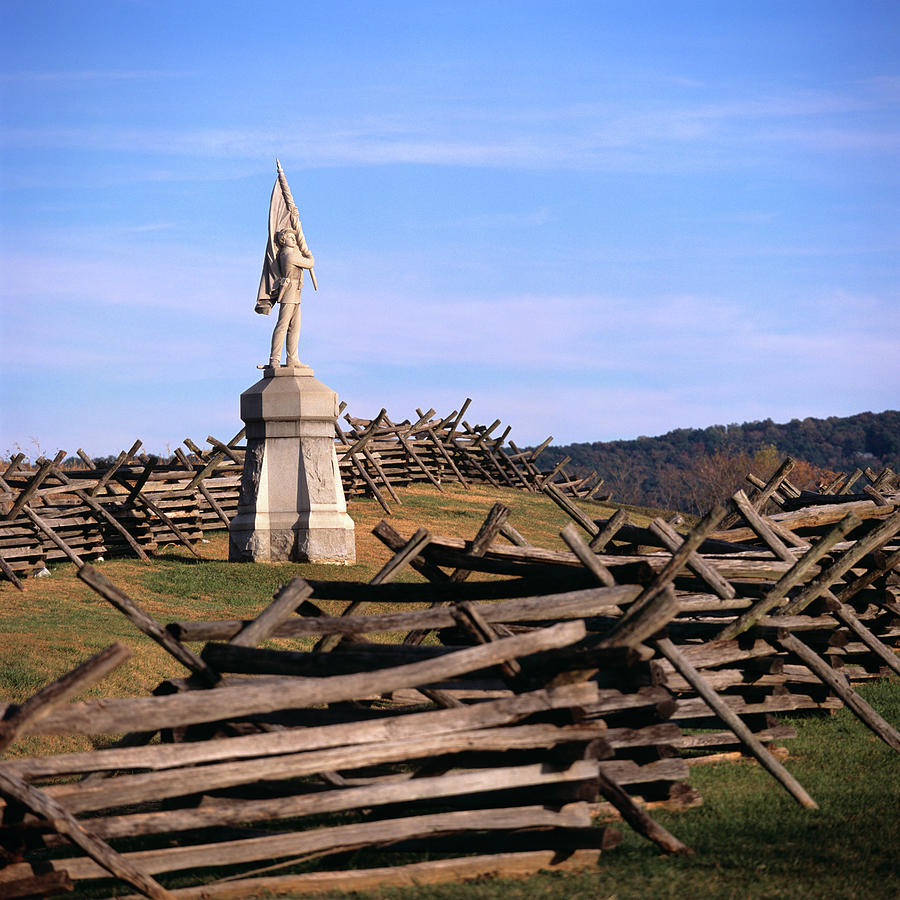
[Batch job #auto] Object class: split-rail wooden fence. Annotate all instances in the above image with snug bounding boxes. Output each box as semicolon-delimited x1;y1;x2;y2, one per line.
0;400;603;586
1;458;898;896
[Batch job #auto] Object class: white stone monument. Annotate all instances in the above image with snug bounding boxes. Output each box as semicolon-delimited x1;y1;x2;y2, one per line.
228;162;355;564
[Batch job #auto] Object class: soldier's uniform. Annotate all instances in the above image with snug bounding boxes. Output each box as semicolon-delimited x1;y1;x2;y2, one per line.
269;243;314;367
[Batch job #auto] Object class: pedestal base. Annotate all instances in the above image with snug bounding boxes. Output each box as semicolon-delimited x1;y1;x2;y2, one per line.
228;513;356;564
228;366;355;564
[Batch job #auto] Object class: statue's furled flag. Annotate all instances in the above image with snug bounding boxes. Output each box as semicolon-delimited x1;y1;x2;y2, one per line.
255;159;317;316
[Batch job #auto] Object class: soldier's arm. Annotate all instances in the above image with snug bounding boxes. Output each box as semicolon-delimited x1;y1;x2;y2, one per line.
281;247;314;271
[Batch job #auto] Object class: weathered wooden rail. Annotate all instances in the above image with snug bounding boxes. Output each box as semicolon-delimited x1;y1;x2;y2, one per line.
0;400;602;585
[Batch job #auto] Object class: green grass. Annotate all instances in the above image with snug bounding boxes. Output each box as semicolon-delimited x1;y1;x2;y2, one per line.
1;483;898;898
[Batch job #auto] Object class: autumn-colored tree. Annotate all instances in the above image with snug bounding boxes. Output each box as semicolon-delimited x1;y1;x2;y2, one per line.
681;444;782;514
790;459;841;492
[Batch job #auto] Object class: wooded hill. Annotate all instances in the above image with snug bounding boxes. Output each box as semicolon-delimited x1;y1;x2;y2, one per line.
539;410;900;514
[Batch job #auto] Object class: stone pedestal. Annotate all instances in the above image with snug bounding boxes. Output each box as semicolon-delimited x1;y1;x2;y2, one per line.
228;364;356;564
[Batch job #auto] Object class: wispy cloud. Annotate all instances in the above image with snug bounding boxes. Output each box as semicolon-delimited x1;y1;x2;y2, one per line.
3;81;896;172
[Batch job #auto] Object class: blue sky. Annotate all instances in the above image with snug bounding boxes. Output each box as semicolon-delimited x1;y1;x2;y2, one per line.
1;1;898;457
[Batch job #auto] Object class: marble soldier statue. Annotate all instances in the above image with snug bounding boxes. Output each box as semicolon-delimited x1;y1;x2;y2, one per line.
267;229;314;367
255;159;318;367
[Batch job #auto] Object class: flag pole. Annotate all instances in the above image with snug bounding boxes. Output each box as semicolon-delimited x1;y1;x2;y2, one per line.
275;158;317;291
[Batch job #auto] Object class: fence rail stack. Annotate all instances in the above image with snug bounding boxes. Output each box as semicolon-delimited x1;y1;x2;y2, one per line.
0;401;601;585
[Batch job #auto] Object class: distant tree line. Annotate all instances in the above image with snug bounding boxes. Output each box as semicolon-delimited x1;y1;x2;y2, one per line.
538;410;900;514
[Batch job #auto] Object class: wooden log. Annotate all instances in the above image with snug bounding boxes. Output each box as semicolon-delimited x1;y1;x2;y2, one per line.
715;513;862;641
838;468;864;494
315;529;432;653
172;448;231;529
495;522;530;551
730;489;795;562
41;729;604;814
23;804;593;883
506;440;542;483
450;503;510;584
416;534;790;579
589;509;629;551
231;578;314;649
338;409;387;460
108;850;603;900
719;457;796;528
593;769;691;854
492;442;535;492
419;423;470;488
444;399;470;440
0;548;24;589
371;519;450;583
13;504;84;567
348;451;392;513
543;481;598;536
171;585;640;642
871;467;897;492
780;508;900;615
205;435;243;465
5;622;587;736
361;445;402;503
827;601;900;677
863;484;892;507
777;632;900;751
561;523;616;587
109;850;605;900
753;457;798;505
584;476;607;501
1;452;25;479
673;692;841;720
745;474;790;506
710;498;894;543
0;871;74;898
598;757;688;785
184;450;226;490
90;440;142;497
602;721;683;749
597;585;679;651
195;481;230;528
619;504;727;628
45;759;600;841
2;452;66;522
650;518;736;600
3;683;598;780
655;637;817;808
0;770;174;899
0;643;131;754
469;433;518;489
77;565;219;687
374;527;434;587
383;414;445;492
49;464;151;561
539;455;572;487
124;458;157;504
119;486;202;559
676;724;797;751
183;437;211;461
452;601;521;678
656;636;780;672
836;546;900;603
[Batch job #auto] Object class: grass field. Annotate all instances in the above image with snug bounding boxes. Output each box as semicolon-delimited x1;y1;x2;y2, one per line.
1;483;898;898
